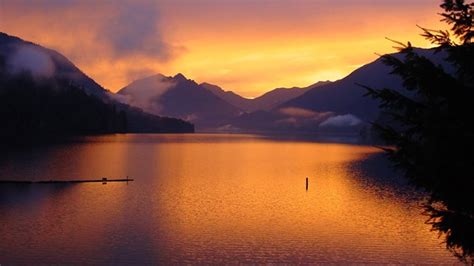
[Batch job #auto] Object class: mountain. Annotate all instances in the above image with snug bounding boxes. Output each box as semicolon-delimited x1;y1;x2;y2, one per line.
118;73;243;130
252;81;331;111
280;48;448;121
201;80;331;112
7;28;443;136
228;48;449;133
200;82;255;111
0;32;110;100
0;32;194;139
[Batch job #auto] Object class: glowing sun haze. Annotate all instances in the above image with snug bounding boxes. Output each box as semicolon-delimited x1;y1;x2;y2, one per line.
0;0;442;97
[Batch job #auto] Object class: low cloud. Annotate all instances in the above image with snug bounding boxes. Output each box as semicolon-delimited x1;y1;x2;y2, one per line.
270;108;333;129
7;44;55;78
278;107;333;120
319;114;362;127
119;74;176;115
109;93;131;105
279;107;318;118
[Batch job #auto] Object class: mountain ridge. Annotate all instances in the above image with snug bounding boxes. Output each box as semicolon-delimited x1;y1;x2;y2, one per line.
3;30;447;135
0;32;194;137
200;80;331;112
117;73;243;130
226;47;449;133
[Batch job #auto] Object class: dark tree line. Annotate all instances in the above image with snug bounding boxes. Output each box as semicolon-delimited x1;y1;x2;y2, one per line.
365;0;474;262
0;71;128;139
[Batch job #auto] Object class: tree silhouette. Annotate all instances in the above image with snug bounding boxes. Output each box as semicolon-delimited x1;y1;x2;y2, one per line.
364;0;474;262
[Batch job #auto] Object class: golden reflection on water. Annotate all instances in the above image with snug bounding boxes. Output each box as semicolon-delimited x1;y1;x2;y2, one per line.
0;134;459;264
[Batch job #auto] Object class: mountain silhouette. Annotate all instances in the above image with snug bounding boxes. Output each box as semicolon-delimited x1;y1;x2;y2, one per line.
119;48;446;133
201;81;330;112
0;32;194;139
2;30;448;135
280;48;449;121
227;48;449;133
118;73;243;130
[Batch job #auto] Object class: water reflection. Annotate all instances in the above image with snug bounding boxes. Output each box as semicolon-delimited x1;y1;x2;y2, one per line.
0;134;459;264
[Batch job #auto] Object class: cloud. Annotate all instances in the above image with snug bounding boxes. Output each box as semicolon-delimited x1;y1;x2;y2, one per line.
1;0;440;95
98;1;175;60
278;107;318;118
271;108;333;129
278;107;332;121
1;0;181;62
319;114;362;127
7;44;55;78
125;67;157;83
119;74;176;115
0;0;187;90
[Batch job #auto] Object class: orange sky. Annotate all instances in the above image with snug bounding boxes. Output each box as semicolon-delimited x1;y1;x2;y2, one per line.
0;0;444;97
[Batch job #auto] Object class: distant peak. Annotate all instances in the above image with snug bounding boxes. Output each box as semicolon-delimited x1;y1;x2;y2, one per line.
173;73;187;80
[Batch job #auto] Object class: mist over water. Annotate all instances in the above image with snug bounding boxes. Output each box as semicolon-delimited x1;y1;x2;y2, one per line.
0;134;458;264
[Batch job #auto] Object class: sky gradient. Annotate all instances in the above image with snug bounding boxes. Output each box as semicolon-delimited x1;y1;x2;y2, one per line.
0;0;444;97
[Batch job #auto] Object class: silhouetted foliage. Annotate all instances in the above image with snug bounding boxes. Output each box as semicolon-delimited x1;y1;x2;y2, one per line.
365;0;474;262
0;71;124;138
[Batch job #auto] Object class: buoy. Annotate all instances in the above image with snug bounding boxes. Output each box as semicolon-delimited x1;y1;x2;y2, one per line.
306;177;309;190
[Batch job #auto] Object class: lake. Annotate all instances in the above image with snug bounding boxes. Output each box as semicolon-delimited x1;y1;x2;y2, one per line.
0;134;459;264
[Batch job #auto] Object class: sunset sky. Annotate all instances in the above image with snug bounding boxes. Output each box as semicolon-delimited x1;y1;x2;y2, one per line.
0;0;443;97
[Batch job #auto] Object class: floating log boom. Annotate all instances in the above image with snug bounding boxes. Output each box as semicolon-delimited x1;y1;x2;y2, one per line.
0;177;133;184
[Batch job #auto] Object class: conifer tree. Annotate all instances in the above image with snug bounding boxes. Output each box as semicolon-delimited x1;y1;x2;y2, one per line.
364;0;474;261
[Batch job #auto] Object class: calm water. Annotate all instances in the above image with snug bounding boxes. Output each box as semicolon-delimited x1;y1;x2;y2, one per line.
0;134;459;264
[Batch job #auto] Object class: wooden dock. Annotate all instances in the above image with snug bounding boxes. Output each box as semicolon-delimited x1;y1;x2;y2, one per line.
0;177;133;184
